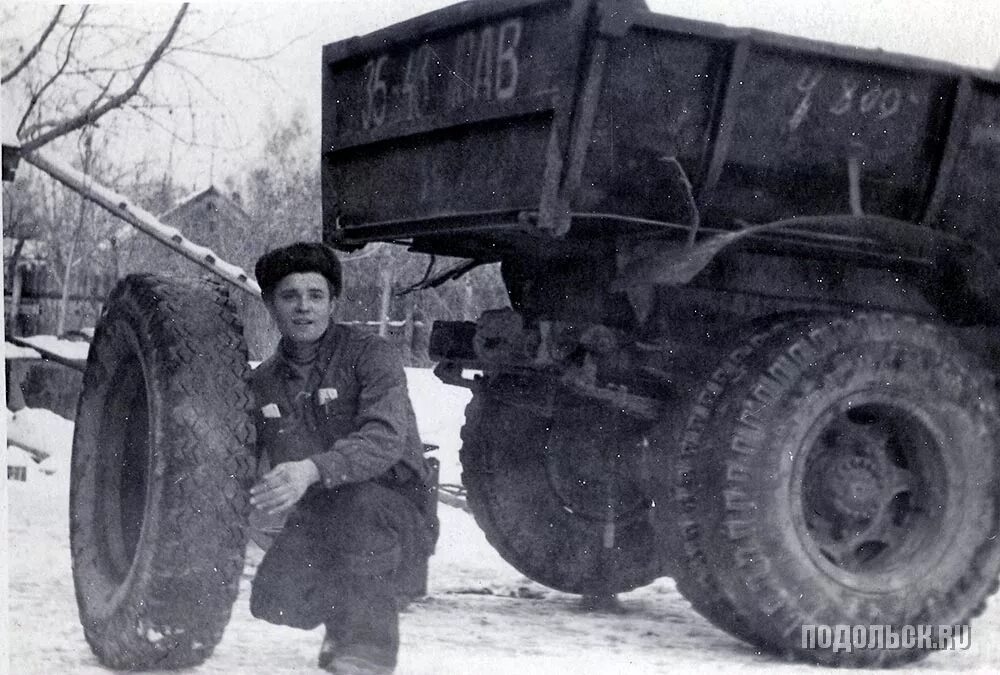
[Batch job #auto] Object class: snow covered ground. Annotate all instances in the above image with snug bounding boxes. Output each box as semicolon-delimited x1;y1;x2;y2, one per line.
5;368;1000;674
5;335;90;361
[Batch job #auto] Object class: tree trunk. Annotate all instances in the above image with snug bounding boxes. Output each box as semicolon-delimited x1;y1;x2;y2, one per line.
111;239;121;281
56;234;79;336
9;265;25;336
378;265;393;338
56;134;93;336
463;275;474;321
6;238;26;336
402;293;415;365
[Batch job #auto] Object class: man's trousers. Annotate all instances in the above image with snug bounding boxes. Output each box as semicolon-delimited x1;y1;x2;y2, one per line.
250;478;433;668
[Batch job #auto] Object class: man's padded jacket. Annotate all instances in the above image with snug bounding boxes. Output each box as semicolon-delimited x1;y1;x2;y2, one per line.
250;324;428;489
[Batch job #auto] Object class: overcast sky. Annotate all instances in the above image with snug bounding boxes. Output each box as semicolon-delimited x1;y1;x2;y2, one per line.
7;0;1000;190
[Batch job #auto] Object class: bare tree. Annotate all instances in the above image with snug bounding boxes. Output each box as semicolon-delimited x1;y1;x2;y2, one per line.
5;5;189;154
4;3;307;160
1;6;65;85
54;130;96;335
2;3;306;337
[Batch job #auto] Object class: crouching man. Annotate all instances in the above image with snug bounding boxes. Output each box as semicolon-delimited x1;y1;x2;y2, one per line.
248;242;437;674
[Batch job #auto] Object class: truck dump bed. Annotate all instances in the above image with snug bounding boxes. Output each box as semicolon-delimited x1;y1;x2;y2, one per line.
322;0;1000;257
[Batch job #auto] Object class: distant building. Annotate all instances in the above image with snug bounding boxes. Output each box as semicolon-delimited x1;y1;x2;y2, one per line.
3;237;114;336
4;237;48;336
2;142;19;182
118;185;251;278
4;185;250;337
160;184;250;234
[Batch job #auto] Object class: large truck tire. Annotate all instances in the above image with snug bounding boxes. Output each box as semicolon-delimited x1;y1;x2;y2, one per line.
658;318;804;652
673;313;1000;666
70;274;256;669
459;376;661;596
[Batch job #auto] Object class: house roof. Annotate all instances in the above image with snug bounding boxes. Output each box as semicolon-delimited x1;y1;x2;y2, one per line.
158;185;250;224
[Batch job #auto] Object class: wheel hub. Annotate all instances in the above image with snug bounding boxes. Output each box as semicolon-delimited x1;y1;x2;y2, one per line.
822;455;883;520
798;400;946;582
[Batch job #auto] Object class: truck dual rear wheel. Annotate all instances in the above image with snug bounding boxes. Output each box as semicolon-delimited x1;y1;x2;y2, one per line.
669;313;1000;666
460;377;662;595
658;319;803;652
70;275;256;669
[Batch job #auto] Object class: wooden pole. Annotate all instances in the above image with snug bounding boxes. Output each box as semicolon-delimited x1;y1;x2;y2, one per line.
22;149;261;298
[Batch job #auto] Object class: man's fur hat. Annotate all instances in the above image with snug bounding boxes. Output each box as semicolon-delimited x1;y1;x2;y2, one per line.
255;242;343;297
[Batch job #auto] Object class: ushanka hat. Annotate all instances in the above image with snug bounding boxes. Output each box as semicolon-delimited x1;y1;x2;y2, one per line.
255;242;343;297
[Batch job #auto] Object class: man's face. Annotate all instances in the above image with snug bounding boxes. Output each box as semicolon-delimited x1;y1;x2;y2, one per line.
265;272;336;344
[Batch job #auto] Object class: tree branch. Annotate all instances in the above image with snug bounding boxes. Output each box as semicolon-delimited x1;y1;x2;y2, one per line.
20;70;176;138
20;4;189;153
162;57;230;109
17;6;89;137
1;5;65;84
83;73;117;116
170;37;307;63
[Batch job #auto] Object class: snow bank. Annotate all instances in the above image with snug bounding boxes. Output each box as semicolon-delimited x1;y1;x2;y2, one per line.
6;408;75;503
5;335;90;361
4;343;44;359
404;367;472;486
6;408;74;463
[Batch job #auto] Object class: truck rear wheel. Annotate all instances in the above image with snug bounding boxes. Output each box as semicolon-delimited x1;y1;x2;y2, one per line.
675;313;1000;666
70;274;256;669
460;376;662;595
659;318;804;652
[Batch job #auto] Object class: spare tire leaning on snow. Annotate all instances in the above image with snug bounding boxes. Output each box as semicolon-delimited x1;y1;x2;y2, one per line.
70;274;256;669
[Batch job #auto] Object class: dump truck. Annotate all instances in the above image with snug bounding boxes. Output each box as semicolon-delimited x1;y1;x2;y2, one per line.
64;0;1000;669
320;0;1000;666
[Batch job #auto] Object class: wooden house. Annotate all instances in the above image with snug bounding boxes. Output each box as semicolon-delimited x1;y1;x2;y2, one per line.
117;185;252;278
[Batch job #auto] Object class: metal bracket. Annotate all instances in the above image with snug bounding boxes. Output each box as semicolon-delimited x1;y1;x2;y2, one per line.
432;361;478;390
656;156;701;245
396;258;484;296
847;156;865;216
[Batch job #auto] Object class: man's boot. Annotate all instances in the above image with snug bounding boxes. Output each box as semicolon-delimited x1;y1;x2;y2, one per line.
317;628;338;670
324;581;398;674
324;653;394;675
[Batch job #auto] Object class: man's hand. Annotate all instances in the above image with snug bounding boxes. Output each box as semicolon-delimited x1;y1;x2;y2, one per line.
250;459;321;515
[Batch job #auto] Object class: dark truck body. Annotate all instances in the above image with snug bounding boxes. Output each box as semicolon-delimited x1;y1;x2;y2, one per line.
319;1;1000;666
322;0;1000;263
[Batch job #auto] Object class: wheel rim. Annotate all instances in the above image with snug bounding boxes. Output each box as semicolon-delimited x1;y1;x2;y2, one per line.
96;349;151;587
462;385;662;594
792;395;951;593
542;404;650;527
